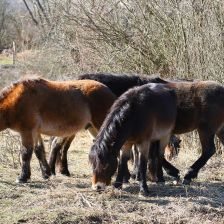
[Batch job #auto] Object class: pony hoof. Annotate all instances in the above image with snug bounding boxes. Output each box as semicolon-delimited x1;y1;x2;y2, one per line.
122;178;130;184
51;171;56;176
156;177;165;184
42;174;50;180
173;176;181;185
130;174;136;180
60;170;71;176
16;177;30;183
139;190;149;197
182;179;191;185
113;182;122;189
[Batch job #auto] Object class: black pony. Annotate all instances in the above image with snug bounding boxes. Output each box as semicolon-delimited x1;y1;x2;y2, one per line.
89;83;177;195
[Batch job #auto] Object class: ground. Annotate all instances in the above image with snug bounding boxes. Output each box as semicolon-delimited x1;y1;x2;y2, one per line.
0;64;223;224
0;131;224;224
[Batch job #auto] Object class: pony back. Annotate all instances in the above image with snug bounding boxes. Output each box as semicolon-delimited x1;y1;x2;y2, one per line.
78;73;168;96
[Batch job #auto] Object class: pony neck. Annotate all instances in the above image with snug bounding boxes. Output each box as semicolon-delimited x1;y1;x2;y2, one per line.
0;110;7;131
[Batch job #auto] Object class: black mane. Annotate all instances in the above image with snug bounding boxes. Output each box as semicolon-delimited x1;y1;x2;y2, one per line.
78;73;167;96
89;86;138;171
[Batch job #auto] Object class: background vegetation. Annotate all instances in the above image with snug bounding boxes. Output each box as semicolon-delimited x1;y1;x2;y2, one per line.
0;0;223;80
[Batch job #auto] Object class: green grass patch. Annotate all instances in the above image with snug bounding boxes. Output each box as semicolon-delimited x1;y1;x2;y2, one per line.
0;56;13;65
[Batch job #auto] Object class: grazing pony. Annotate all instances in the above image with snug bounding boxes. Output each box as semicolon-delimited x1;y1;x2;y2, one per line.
79;73;224;185
89;83;177;195
0;77;116;183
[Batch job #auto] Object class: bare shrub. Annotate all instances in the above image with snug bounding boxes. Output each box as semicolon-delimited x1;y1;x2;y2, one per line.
0;130;21;168
20;0;224;82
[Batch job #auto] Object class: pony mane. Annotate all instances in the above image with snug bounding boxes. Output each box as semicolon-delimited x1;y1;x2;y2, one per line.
0;76;44;101
89;88;137;171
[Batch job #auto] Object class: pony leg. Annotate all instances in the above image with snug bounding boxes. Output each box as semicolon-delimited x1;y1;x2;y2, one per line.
157;136;179;183
114;144;131;188
114;152;127;188
216;127;224;146
59;135;75;176
131;145;140;180
34;136;51;179
121;143;132;183
48;137;67;175
148;141;160;182
17;132;34;183
162;158;180;182
137;141;151;196
183;129;215;185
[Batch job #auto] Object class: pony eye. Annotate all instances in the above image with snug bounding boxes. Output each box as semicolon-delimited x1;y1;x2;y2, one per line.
103;164;109;170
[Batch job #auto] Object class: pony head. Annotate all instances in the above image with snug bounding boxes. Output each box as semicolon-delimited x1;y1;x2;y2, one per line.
164;135;181;161
89;142;118;191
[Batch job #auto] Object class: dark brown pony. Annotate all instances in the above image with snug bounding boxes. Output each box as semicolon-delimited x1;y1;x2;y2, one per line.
163;80;224;184
80;74;224;185
0;77;116;183
89;83;177;195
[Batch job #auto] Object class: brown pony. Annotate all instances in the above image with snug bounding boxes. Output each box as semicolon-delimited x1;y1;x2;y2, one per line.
0;77;116;183
89;83;177;195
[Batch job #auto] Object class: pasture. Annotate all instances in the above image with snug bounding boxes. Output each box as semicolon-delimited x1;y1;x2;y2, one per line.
0;67;223;224
0;131;224;224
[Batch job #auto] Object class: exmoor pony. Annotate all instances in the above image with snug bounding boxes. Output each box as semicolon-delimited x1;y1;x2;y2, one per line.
80;73;224;185
89;83;177;195
0;77;116;183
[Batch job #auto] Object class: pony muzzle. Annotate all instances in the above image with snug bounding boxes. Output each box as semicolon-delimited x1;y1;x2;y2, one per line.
92;182;106;191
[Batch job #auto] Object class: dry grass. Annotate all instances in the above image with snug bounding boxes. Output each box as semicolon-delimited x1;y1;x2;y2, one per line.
0;66;223;224
0;131;224;224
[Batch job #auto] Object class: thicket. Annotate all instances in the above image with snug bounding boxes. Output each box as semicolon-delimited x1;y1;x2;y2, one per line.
15;0;224;82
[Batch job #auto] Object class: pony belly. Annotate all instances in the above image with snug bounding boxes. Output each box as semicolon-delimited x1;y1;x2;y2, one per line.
151;126;173;141
40;124;79;137
38;116;91;137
